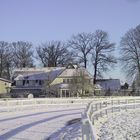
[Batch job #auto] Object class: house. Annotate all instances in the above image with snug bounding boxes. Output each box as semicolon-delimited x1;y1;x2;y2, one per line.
51;64;93;97
0;78;11;96
131;73;140;95
11;64;93;97
96;79;121;91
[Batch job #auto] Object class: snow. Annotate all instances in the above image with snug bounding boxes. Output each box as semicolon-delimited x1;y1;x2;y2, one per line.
59;68;92;79
49;119;82;140
0;104;85;140
14;68;65;81
96;79;121;91
95;109;140;140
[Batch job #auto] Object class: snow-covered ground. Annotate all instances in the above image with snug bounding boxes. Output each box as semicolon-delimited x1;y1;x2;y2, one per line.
95;109;140;140
49;119;82;140
0;104;86;140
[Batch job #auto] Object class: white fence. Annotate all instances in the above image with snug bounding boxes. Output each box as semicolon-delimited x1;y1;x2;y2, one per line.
0;98;97;113
82;97;140;140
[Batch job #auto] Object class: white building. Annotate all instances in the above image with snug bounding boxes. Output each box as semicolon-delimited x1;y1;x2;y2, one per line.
96;79;121;91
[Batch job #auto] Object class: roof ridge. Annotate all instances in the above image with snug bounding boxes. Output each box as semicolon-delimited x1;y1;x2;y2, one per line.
0;78;11;83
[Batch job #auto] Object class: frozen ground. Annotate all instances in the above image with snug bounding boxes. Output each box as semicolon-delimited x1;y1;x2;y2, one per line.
0;104;85;140
95;109;140;140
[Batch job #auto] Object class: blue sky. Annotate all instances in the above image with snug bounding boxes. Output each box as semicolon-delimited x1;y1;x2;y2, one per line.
0;0;140;83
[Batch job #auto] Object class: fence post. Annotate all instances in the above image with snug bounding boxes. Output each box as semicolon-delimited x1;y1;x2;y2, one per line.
125;99;128;111
7;99;9;112
92;116;94;125
118;100;121;112
82;119;91;140
112;107;114;113
34;99;37;105
133;99;136;109
90;105;93;119
111;100;114;106
111;100;114;113
95;103;98;111
100;102;102;109
105;109;108;116
100;111;102;117
96;114;98;121
20;100;23;111
106;101;108;107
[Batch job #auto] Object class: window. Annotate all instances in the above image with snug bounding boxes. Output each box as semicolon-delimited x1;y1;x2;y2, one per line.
62;90;65;97
74;79;77;83
63;79;74;84
67;79;70;83
69;79;71;84
71;79;73;84
69;79;74;84
23;80;25;86
66;90;70;97
61;90;70;97
39;80;42;85
63;79;66;83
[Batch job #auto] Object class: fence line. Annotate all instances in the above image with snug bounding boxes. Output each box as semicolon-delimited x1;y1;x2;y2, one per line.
82;97;140;140
0;98;98;113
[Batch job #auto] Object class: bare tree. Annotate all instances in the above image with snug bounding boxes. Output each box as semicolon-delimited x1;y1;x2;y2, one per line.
91;30;116;84
0;41;13;79
12;41;34;68
68;33;93;68
69;69;94;97
41;71;56;97
37;41;74;67
120;25;140;78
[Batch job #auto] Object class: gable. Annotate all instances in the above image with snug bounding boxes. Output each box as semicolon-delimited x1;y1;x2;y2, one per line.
58;68;92;79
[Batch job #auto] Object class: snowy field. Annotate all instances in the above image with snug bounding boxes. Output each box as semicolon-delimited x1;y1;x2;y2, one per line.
0;104;86;140
95;109;140;140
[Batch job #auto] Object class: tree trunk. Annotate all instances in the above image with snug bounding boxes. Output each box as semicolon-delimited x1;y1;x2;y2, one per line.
93;65;97;84
84;59;87;68
93;55;98;84
6;63;10;80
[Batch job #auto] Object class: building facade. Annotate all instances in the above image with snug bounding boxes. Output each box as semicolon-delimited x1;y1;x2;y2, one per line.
0;78;11;95
96;79;121;91
11;64;93;97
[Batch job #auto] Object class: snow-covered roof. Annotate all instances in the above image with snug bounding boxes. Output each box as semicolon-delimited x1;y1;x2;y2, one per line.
0;78;11;83
95;84;102;90
14;67;65;81
58;84;70;89
59;68;92;79
96;79;121;90
14;67;65;72
13;64;93;82
14;75;24;80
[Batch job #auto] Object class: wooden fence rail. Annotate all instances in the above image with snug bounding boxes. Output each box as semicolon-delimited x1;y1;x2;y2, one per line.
82;97;140;140
0;98;97;113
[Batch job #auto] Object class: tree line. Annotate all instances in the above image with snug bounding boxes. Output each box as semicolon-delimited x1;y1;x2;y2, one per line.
0;25;140;83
